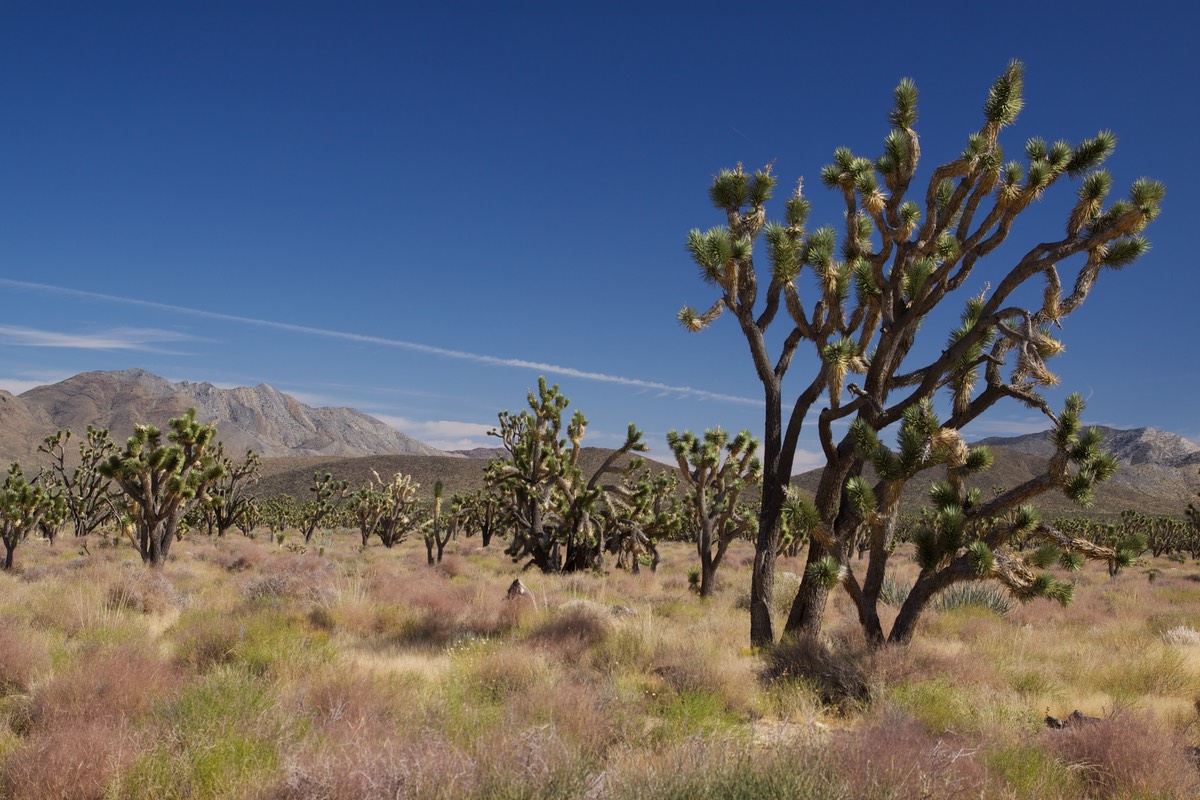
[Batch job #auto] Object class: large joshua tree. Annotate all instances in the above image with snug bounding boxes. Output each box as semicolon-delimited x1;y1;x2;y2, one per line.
99;409;226;568
679;61;1163;646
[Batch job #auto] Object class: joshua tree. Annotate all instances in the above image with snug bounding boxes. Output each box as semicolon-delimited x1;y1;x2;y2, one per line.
423;480;455;564
353;470;423;549
299;472;350;544
678;61;1163;645
453;488;506;547
487;377;646;572
667;428;762;597
259;494;299;540
203;445;261;537
601;466;684;573
834;393;1123;643
37;426;118;538
99;409;226;568
0;463;51;570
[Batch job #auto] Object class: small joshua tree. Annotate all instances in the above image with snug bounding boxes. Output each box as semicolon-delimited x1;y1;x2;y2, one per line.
353;470;423;549
420;480;454;564
0;463;51;570
668;428;762;597
202;445;261;537
38;426;118;538
487;377;646;572
299;472;350;544
99;409;225;568
679;61;1163;645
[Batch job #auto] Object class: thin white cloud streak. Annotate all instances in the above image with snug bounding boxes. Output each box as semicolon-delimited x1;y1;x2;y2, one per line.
0;279;759;406
0;324;195;352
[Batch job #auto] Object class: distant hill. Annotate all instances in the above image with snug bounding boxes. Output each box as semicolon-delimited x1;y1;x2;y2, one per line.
255;447;657;501
0;369;449;464
790;426;1200;520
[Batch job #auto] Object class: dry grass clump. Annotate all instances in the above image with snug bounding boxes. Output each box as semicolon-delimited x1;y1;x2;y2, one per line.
171;607;243;670
763;635;871;710
2;714;141;800
23;641;180;729
524;600;614;661
267;732;472;800
243;552;339;605
1046;712;1200;798
0;622;51;694
105;564;184;614
202;536;268;572
831;711;991;799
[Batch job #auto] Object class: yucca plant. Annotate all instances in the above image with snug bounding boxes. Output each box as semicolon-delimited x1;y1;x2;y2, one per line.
679;61;1162;646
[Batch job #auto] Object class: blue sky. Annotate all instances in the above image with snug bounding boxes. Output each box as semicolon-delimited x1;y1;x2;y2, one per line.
1;2;1196;467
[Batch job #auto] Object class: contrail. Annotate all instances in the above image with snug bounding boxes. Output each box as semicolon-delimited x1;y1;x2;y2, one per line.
0;278;760;406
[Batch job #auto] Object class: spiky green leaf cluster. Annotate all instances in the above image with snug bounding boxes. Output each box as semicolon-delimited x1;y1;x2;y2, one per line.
983;60;1025;126
805;555;843;589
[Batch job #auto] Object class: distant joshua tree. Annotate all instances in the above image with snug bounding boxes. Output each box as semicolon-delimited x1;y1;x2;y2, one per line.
667;428;762;597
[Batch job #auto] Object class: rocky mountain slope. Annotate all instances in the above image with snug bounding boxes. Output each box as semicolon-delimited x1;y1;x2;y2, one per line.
0;369;447;463
792;426;1200;519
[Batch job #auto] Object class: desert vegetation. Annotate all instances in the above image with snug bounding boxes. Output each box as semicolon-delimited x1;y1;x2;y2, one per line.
0;60;1194;796
0;525;1198;798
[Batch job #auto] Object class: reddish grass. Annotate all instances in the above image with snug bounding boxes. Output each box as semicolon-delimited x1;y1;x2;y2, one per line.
1045;712;1200;798
525;602;613;661
0;623;51;694
203;537;268;572
243;553;339;605
26;642;180;728
267;728;472;800
831;711;991;799
2;716;140;800
105;567;182;614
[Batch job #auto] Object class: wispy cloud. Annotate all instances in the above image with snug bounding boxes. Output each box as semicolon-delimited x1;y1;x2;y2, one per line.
373;414;496;451
0;324;196;353
0;279;758;406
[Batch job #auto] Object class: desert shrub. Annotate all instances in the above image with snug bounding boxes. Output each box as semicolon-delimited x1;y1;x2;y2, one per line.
171;607;242;670
105;567;183;614
1;715;139;800
650;637;757;719
436;553;470;579
830;711;991;799
24;642;179;729
524;601;613;660
762;635;870;710
1046;711;1200;798
204;538;267;572
0;622;51;694
243;553;338;605
464;645;551;703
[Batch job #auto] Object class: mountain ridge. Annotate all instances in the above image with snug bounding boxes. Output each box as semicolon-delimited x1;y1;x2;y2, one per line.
0;369;449;463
